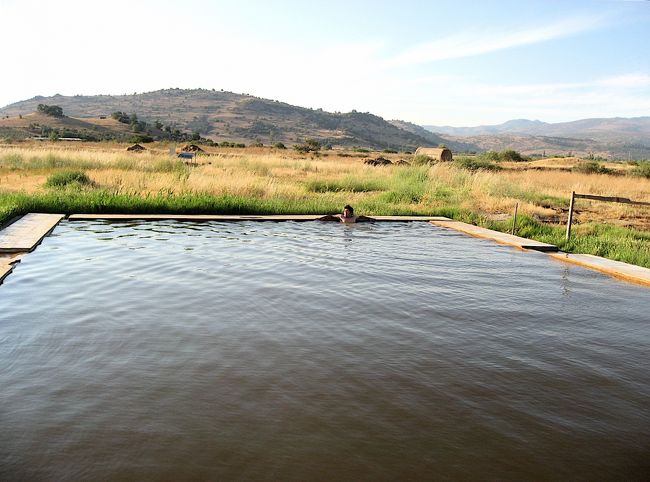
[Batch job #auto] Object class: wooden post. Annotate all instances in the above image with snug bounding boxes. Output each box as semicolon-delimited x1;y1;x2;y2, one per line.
566;191;575;242
511;203;518;235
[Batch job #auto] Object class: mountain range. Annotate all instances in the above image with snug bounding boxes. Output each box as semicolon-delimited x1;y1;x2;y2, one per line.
0;89;455;151
1;89;648;158
425;117;650;140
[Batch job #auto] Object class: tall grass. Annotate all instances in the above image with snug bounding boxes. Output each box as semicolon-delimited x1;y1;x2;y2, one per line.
2;143;650;268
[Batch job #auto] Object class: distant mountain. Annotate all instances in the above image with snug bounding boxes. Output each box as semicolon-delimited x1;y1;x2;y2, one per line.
388;119;477;152
425;117;650;140
425;117;650;159
0;89;452;151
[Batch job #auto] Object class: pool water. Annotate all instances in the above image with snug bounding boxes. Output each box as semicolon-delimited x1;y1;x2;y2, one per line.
1;220;649;480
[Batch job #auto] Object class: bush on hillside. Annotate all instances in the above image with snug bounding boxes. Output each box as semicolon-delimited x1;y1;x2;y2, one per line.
37;104;64;118
454;157;502;171
630;161;650;179
572;161;612;175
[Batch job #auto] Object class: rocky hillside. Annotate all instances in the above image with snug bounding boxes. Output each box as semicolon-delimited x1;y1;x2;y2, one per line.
0;89;463;151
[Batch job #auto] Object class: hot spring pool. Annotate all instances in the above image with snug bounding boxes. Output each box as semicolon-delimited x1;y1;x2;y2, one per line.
1;220;648;480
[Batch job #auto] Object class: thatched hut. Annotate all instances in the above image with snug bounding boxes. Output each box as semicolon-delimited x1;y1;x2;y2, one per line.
415;147;453;162
180;144;204;153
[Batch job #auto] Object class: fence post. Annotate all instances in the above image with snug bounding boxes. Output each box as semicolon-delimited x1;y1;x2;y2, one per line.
566;191;575;242
511;203;518;235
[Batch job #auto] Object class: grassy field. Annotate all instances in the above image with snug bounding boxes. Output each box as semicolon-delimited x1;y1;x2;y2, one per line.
1;142;649;267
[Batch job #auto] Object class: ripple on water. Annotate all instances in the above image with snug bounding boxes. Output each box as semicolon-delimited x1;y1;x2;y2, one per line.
0;220;649;480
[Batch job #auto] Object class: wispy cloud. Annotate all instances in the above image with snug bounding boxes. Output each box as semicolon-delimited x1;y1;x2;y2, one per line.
385;15;608;67
391;72;650;124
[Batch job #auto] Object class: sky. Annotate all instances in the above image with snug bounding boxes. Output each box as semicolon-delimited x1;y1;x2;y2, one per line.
1;0;649;125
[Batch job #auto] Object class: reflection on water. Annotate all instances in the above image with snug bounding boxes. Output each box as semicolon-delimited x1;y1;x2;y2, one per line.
0;220;649;481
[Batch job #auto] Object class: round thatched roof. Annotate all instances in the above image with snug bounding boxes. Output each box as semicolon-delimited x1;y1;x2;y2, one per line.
180;144;204;153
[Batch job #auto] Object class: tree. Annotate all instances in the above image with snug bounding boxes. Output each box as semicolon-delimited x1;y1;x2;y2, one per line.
37;104;64;117
154;120;164;130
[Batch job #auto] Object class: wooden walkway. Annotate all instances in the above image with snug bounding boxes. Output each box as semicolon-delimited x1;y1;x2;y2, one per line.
430;219;559;252
68;214;452;222
0;214;65;253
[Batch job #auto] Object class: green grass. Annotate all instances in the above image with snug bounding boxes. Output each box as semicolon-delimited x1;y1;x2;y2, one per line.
306;176;388;193
0;152;104;170
486;215;650;268
1;160;649;269
45;170;92;188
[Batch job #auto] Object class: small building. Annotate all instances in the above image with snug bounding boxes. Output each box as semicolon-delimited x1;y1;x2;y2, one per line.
415;147;453;162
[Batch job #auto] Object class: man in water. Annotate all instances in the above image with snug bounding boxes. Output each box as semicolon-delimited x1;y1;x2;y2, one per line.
319;205;374;223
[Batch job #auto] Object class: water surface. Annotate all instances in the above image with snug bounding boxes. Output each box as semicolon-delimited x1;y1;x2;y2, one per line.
1;221;648;480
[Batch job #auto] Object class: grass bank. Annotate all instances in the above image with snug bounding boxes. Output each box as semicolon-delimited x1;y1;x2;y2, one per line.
1;143;649;268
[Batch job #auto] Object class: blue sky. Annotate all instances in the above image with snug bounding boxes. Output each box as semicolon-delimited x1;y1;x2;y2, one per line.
1;0;648;125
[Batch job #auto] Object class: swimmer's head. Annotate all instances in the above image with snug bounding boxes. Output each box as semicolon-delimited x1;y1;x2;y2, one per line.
342;205;354;218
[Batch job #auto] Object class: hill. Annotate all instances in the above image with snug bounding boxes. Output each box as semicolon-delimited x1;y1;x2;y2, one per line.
0;111;143;141
425;117;650;139
0;89;460;151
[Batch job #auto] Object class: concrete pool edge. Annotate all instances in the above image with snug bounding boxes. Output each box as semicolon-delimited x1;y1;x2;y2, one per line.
548;252;650;287
67;214;453;222
430;219;650;287
0;213;65;253
429;219;558;252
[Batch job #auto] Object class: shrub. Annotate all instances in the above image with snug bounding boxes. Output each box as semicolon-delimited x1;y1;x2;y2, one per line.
382;149;398;154
111;111;131;124
249;142;264;148
573;161;611;175
454;157;501;171
480;149;526;162
130;134;154;143
45;170;91;188
630;161;650;179
37;104;64;118
273;142;286;149
499;150;526;162
305;138;321;150
411;154;434;165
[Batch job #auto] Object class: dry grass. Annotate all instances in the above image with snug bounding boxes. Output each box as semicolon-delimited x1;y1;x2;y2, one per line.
1;142;649;228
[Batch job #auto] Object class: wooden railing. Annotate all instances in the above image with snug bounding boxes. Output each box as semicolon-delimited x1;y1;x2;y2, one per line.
566;192;650;241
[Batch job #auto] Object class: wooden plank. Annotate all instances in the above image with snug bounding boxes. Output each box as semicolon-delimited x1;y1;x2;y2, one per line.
68;214;452;222
549;253;650;287
574;193;650;206
430;220;558;252
0;213;65;253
